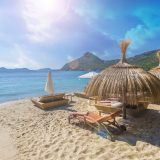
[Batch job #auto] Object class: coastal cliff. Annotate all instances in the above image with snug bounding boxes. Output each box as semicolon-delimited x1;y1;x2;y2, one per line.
61;49;160;71
61;52;105;71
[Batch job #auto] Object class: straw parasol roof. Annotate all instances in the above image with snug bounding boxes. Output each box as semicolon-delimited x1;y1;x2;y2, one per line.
84;40;160;118
149;51;160;79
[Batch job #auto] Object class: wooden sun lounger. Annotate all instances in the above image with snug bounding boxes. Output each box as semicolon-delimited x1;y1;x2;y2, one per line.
39;93;65;103
31;93;68;110
31;98;68;110
95;102;121;113
68;109;126;140
74;92;89;99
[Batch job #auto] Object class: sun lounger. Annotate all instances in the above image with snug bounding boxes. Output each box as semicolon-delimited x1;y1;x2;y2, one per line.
95;101;123;113
39;93;65;103
74;92;89;99
68;109;126;140
31;93;68;110
31;98;68;110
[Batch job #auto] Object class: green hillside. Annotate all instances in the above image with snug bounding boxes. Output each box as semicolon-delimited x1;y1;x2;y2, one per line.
61;49;159;71
128;50;159;70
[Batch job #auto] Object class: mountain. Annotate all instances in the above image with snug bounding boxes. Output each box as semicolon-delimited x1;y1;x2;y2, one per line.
128;50;159;70
61;49;160;71
61;52;106;71
36;68;53;72
1;49;159;72
0;67;8;71
0;67;54;72
0;67;31;72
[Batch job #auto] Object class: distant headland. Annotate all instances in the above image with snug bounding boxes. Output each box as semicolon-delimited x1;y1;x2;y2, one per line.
0;49;159;72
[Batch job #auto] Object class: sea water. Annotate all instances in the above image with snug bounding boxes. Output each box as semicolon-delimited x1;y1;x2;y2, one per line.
0;71;89;103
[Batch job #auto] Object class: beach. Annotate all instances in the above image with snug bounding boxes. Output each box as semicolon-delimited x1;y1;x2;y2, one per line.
0;97;160;160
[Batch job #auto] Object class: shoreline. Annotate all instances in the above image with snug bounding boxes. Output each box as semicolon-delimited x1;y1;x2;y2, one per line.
0;98;31;105
0;97;160;160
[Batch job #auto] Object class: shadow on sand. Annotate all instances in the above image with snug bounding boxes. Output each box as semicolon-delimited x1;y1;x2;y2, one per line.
33;101;160;147
68;108;160;147
116;109;160;147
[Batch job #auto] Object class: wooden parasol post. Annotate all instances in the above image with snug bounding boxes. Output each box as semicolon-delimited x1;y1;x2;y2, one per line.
122;77;127;119
120;40;130;119
123;104;126;119
157;51;160;66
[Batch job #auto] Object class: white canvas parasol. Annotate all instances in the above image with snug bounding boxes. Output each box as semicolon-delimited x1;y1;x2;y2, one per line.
45;71;54;95
79;71;98;79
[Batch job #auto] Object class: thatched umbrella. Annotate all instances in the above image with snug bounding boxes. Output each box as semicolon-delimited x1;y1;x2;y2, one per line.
85;40;160;119
149;51;160;79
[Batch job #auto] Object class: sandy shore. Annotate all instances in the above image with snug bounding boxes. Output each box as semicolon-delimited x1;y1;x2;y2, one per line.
0;127;17;160
0;97;160;160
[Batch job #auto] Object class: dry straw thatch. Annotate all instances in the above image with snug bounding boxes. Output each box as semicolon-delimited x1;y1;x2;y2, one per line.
84;40;160;118
149;51;160;79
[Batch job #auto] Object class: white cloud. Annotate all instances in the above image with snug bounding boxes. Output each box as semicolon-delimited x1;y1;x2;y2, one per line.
125;25;153;49
125;7;160;49
67;55;74;62
92;52;97;55
21;0;71;42
0;44;41;69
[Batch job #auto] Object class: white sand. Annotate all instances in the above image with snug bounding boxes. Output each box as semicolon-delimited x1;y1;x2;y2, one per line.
0;97;160;160
0;128;17;160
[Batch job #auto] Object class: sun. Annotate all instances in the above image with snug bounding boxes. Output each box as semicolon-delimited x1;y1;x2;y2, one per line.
24;0;71;21
21;0;72;41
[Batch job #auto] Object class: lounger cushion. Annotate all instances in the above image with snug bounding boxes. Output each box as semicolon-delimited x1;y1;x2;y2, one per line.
74;92;89;99
31;98;68;110
111;101;123;108
39;93;65;102
108;98;120;101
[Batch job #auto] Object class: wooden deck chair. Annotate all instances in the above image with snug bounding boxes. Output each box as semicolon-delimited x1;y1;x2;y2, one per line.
74;92;89;99
68;109;126;140
31;98;68;110
31;93;68;110
95;101;123;113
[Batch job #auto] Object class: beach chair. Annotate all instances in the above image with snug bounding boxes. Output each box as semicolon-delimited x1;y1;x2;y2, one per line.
39;93;65;103
93;98;123;114
95;101;123;113
68;109;126;140
74;92;89;99
31;93;69;110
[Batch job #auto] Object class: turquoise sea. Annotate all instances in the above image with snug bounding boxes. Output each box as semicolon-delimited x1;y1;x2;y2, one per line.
0;71;90;103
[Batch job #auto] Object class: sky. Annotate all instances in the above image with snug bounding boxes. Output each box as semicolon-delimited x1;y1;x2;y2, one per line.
0;0;160;69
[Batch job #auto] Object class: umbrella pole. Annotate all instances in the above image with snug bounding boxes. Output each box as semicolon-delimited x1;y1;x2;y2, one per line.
123;103;126;119
122;83;127;119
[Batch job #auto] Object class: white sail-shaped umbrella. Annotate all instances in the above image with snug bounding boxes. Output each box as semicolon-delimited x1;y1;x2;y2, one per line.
45;71;54;95
79;71;98;79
